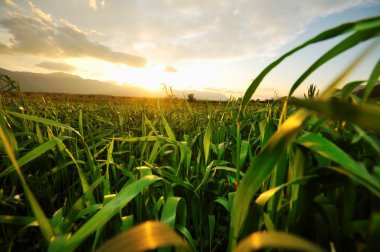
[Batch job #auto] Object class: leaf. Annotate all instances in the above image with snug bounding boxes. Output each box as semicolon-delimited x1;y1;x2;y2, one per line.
288;28;380;97
0;121;54;241
239;16;380;117
160;112;176;141
228;110;310;251
233;231;324;252
204;119;213;164
160;197;187;228
64;175;161;251
255;176;318;206
0;138;58;177
297;133;380;197
7;111;79;135
292;98;380;134
339;80;365;101
95;221;190;252
363;58;380;102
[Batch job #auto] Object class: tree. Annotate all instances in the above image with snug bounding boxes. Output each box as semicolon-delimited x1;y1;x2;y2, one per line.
187;93;196;102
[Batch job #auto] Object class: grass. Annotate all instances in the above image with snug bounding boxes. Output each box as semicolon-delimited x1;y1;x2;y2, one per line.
1;16;380;251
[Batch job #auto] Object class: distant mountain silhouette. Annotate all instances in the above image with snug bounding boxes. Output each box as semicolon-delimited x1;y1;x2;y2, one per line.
0;68;228;101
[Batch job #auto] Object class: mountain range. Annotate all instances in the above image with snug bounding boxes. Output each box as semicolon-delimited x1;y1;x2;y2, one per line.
0;68;228;101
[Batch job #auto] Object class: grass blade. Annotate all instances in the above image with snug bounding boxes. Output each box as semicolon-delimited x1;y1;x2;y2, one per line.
0;121;54;241
95;221;190;252
64;175;161;251
233;231;324;252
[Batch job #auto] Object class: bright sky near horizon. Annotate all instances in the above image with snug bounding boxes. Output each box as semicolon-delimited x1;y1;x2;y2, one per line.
0;0;379;99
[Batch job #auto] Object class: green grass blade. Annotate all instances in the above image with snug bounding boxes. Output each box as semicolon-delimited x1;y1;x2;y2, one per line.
228;109;310;251
7;111;80;135
160;197;187;228
233;231;324;252
0;215;39;226
204;119;213;164
297;133;380;197
255;175;318;206
0;122;54;241
64;175;161;251
288;28;380;97
0;138;58;177
239;16;380;117
339;80;365;101
95;221;190;252
292;98;380;134
363;58;380;102
160;112;176;141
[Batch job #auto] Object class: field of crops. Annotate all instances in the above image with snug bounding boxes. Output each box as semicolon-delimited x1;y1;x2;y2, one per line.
1;17;380;252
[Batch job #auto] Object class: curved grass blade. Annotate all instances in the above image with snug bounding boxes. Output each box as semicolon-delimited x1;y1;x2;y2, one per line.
160;112;176;141
292;98;380;134
228;109;310;251
64;175;161;251
0;215;39;226
288;28;380;97
0;123;54;241
233;231;324;252
297;133;380;197
239;16;380;117
339;80;366;101
7;111;80;135
362;58;380;102
0;138;58;177
255;175;318;206
95;221;190;252
204;119;213;164
161;197;187;228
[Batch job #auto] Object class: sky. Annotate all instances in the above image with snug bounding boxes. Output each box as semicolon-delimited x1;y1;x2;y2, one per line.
0;0;379;99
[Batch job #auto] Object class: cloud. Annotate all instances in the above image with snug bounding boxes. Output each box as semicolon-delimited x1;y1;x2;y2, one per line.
164;66;177;72
29;2;51;22
0;3;146;67
4;0;17;7
89;0;107;11
127;0;376;63
36;61;76;72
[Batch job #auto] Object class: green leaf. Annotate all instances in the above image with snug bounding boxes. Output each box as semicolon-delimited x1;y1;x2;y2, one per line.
297;133;380;197
255;176;318;206
160;197;187;228
64;175;161;251
292;98;380;134
363;58;380;102
204;119;213;164
288;28;380;97
228;109;310;251
0;121;54;241
0;138;58;177
233;231;324;252
7;111;79;135
239;16;380;117
95;221;190;252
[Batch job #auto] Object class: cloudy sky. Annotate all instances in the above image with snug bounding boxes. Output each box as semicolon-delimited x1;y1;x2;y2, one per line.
0;0;379;99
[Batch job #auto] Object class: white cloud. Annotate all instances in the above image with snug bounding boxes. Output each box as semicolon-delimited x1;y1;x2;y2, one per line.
124;0;376;63
0;3;147;67
89;0;107;11
4;0;17;7
29;2;51;22
89;0;97;11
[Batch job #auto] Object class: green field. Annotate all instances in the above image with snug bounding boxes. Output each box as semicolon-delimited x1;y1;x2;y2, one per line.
1;17;380;252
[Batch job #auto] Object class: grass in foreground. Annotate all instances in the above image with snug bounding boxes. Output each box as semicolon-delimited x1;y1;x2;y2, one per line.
1;16;380;252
